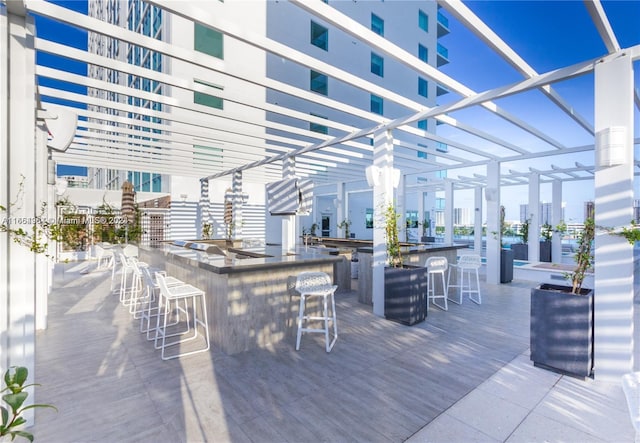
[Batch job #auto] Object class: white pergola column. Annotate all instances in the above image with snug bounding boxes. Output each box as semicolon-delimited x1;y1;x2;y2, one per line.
1;6;38;410
551;179;563;263
593;53;634;381
528;172;540;261
336;181;346;238
397;174;406;242
444;179;454;244
474;186;483;253
232;171;243;239
282;157;296;253
418;190;425;241
485;161;501;284
371;129;395;317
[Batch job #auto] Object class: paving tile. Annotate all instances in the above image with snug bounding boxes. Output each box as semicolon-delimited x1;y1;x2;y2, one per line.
407;413;500;443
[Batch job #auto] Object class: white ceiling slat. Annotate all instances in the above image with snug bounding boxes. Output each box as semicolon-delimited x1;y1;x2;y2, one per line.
24;1;639;190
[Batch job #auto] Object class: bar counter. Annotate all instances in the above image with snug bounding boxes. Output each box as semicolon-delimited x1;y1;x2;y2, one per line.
139;243;348;355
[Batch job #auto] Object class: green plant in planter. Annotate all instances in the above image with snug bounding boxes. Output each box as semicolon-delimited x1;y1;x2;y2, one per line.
337;219;352;239
202;222;212;240
541;222;553;242
1;366;56;442
310;223;318;236
519;219;530;244
383;203;403;268
568;217;595;294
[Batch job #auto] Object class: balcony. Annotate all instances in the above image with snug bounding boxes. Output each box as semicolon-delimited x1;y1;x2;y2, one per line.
437;43;449;67
436;83;449;96
437;10;450;37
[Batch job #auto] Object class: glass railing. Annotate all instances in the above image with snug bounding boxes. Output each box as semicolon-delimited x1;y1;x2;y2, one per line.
436;142;448;152
437;11;449;29
437;43;449;59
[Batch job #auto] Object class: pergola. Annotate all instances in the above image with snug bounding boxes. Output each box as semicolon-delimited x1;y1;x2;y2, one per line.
1;0;639;385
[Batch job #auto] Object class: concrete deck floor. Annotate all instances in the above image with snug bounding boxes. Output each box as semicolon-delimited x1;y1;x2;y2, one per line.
31;260;637;442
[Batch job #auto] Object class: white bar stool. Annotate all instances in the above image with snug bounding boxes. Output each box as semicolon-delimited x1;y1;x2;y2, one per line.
294;272;338;352
447;254;482;305
155;272;210;360
139;267;184;340
426;256;448;311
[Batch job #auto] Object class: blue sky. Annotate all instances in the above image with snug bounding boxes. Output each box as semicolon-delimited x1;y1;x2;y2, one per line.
39;1;640;221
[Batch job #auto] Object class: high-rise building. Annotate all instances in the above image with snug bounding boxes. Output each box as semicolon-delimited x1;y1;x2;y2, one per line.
86;0;168;193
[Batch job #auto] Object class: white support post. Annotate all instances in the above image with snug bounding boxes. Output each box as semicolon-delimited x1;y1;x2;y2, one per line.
593;53;634;381
1;8;37;423
336;182;345;238
282;157;296;254
372;129;395;317
232;171;243;239
485;162;501;285
528;172;541;262
444;180;454;244
474;187;483;253
418;191;425;241
551;179;563;263
396;175;407;243
35;122;49;331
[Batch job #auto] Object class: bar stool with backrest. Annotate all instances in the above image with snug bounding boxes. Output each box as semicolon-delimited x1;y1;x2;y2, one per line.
294;271;338;352
139;267;184;340
154;272;210;360
447;254;482;305
94;244;114;270
426;256;448;311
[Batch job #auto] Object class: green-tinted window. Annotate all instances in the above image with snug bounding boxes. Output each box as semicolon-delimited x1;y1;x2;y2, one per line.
194;79;223;109
418;77;428;98
371;13;384;36
194;23;223;59
419;10;428;32
370;94;383;115
310;113;329;134
310;21;328;50
310;70;328;95
371;52;384;77
418;44;428;63
417;119;428;130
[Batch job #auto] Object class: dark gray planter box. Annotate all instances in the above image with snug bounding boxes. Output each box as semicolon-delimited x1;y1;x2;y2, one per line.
530;283;594;378
384;266;427;326
540;241;552;262
511;243;528;260
501;249;514;283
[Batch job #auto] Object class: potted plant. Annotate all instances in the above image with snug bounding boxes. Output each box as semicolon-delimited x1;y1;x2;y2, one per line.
382;203;427;326
530;216;595;378
499;206;514;283
337;219;352;239
1;366;56;441
539;222;553;262
511;218;529;260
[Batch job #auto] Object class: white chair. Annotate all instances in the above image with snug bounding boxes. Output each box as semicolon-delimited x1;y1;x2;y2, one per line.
123;244;138;258
447;254;482;305
139;267;184;340
426;256;448;311
154;272;210;360
294;272;338;352
94;245;114;270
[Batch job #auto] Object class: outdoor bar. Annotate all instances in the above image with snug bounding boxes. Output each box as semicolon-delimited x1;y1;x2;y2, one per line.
139;241;348;354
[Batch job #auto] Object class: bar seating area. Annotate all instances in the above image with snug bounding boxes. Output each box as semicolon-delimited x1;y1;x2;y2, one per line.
108;250;211;361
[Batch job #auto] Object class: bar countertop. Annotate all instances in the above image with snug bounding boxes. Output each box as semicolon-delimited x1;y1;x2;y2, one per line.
140;243;344;275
